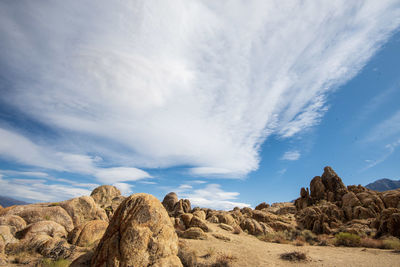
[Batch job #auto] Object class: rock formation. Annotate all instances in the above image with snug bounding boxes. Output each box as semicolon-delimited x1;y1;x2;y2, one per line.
91;193;182;267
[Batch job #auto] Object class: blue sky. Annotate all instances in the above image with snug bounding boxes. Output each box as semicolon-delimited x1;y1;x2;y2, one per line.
0;1;400;209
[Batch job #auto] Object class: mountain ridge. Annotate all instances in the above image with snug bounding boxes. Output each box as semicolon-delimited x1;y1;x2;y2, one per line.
365;178;400;192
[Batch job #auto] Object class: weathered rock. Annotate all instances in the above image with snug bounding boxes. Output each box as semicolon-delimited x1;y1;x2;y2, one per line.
105;195;126;219
179;213;193;228
310;176;326;201
374;208;400;238
212;233;230;241
91;193;182;267
16;220;67;239
255;202;269;210
219;223;234;232
207;215;219;223
178;227;207;240
380;189;400;209
192;210;206;221
162;192;179;215
239;218;273;236
173;199;191;217
252;210;278;223
0;215;26;235
295;188;312;210
90;185;121;208
2;204;74;232
296;203;344;234
188;216;209;232
60;196;108;227
69;220;108;247
320;166;348;203
0;225;17;245
216;213;237;226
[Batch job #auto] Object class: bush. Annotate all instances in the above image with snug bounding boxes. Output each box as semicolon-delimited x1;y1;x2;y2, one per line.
40;258;71;267
280;251;307;261
301;230;318;245
335;232;361;247
211;253;237;267
382;237;400;250
258;231;290;244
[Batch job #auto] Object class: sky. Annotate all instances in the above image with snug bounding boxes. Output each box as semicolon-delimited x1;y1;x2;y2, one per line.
0;1;400;210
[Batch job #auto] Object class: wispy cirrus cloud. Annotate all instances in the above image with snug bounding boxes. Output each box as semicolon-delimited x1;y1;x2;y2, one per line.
0;1;399;179
281;150;301;161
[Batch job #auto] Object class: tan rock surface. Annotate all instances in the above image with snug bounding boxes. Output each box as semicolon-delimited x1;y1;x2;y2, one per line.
90;185;121;208
91;193;182;267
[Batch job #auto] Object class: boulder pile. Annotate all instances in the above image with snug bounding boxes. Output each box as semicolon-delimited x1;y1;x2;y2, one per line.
295;166;400;237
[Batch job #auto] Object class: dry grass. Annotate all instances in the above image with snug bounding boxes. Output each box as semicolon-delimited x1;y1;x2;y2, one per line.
381;237;400;250
280;251;308;262
258;231;291;244
211;252;237;267
202;247;216;259
40;258;71;267
335;232;361;247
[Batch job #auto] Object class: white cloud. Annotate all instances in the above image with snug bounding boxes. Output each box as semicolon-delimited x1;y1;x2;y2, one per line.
175;183;250;210
365;110;400;142
0;1;399;178
281;150;301;161
0;127;151;184
362;138;400;170
0;176;93;202
95;167;151;184
112;182;134;196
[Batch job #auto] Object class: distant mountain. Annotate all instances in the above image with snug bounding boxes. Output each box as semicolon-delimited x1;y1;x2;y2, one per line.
365;178;400;192
0;196;29;207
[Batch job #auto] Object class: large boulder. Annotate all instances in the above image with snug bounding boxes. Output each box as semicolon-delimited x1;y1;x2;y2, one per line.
60;196;108;227
16;220;67;239
91;193;182;267
173;199;191;217
90;185;121;208
178;227;208;240
68;220;108;247
0;225;17;245
239;218;273;236
380;189;400;209
374;208;400;238
1;204;74;232
162;192;179;215
0;215;26;235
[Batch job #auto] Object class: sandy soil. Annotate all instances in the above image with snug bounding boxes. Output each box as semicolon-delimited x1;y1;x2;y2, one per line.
183;223;400;267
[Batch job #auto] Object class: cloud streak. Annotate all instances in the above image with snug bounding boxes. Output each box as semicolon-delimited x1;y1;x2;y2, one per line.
0;1;399;178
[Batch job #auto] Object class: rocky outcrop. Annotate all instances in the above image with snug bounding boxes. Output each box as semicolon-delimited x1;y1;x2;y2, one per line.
374;208;400;238
178;227;208;240
255;202;269;210
91;193;182;267
90;185;121;208
0;215;26;235
162;192;179;215
16;220;67;239
68;220;108;247
1;204;74;232
60;196;108;227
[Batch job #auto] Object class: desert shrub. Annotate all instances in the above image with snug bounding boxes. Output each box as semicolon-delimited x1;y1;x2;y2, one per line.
301;230;318;245
178;241;198;267
48;202;60;207
335;232;361;247
258;231;290;244
211;252;237;267
280;251;307;262
40;258;71;267
381;237;400;250
360;238;383;249
202;247;216;259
